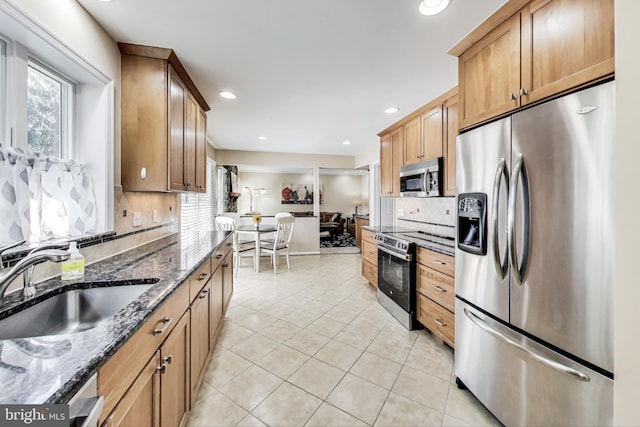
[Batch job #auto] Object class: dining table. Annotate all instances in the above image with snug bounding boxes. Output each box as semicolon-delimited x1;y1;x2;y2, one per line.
236;225;276;272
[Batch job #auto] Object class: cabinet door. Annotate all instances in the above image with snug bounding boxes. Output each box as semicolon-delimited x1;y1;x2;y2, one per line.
421;106;443;160
195;107;207;192
210;264;224;349
520;0;614;105
403;116;421;165
390;127;404;196
222;252;233;313
169;68;187;192
443;95;458;196
102;352;160;427
190;282;211;406
160;313;190;427
379;132;393;196
458;14;521;129
183;93;198;190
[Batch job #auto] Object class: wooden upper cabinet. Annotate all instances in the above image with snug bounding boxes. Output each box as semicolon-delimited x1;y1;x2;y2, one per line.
379;126;403;197
169;69;187;192
195;107;207;192
457;14;521;129
520;0;615;105
451;0;614;130
421;106;444;160
403;116;421;165
443;95;458;196
119;43;210;193
379;132;393;196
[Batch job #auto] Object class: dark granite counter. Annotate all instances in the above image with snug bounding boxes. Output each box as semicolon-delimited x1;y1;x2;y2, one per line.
0;231;231;404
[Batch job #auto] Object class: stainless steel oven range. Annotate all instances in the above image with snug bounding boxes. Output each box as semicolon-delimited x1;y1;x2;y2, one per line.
375;233;419;330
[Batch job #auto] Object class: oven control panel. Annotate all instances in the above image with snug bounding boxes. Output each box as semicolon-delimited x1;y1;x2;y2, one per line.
375;233;410;254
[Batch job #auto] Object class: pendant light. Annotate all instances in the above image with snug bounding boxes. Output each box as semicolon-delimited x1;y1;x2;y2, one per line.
419;0;451;16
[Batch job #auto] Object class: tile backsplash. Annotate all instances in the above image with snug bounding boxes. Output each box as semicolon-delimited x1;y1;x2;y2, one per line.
396;197;456;238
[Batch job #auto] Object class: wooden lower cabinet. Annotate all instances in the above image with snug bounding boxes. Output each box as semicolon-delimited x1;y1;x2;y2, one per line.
103;352;160;427
100;236;233;427
222;251;233;313
189;282;211;406
159;313;190;427
417;293;455;348
210;265;224;348
361;229;378;287
416;247;455;347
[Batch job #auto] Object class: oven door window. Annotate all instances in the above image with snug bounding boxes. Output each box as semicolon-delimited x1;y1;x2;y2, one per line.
400;173;425;193
378;250;410;312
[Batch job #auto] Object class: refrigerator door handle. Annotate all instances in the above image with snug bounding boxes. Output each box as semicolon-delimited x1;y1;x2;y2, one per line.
491;158;509;280
463;308;591;382
508;153;530;286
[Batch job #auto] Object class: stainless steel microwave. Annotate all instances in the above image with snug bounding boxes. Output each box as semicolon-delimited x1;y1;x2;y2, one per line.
399;158;442;197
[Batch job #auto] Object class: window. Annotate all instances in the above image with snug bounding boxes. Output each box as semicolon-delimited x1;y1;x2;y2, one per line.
181;159;216;236
26;61;73;158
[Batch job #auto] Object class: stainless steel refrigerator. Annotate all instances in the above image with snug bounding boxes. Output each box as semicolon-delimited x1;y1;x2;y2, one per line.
455;80;614;426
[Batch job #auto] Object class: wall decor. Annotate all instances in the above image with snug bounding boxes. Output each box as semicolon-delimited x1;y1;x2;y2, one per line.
281;183;318;204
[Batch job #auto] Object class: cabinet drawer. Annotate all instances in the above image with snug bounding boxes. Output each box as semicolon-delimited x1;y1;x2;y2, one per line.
417;293;454;348
417;247;455;277
211;237;233;272
362;229;376;245
362;259;378;287
98;282;189;419
417;264;454;312
362;240;378;265
189;258;211;302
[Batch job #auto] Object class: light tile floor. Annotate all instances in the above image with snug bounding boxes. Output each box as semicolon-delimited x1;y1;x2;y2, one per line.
188;254;502;427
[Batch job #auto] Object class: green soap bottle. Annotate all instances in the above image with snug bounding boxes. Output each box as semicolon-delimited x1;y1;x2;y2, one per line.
61;242;84;280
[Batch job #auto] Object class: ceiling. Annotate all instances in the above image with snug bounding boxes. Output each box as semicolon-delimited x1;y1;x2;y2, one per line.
76;0;506;158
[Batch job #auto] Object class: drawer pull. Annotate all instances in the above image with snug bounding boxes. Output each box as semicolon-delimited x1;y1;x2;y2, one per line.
153;317;173;335
434;285;446;293
163;355;173;365
215;254;223;260
199;289;209;299
198;273;208;281
434;259;446;265
435;318;447;327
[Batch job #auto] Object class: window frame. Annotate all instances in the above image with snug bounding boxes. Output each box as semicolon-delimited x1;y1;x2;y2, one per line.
26;58;75;159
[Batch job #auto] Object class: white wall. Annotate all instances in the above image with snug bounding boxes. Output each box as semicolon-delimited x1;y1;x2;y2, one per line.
217;150;355;170
237;172;315;215
614;1;640;424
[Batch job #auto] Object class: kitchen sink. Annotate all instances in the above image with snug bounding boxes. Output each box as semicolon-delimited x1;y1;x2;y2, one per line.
0;281;159;340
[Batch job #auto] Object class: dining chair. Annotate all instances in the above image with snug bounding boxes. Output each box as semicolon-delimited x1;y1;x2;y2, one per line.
214;216;256;276
274;212;292;219
259;216;295;274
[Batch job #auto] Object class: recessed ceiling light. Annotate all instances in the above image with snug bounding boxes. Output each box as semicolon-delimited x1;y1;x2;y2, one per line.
258;136;267;141
419;0;451;16
220;91;237;99
342;141;351;145
385;107;400;114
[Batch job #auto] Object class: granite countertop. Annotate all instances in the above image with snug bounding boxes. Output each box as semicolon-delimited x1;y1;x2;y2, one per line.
0;231;231;405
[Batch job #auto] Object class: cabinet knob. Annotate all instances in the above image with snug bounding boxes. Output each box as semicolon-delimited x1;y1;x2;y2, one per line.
163;355;173;365
520;88;529;96
510;93;517;101
157;364;167;374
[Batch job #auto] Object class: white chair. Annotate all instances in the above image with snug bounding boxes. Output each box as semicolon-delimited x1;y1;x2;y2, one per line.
274;212;292;219
259;216;295;274
215;216;256;276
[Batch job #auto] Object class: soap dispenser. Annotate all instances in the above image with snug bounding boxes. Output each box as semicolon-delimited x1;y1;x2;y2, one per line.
61;242;84;280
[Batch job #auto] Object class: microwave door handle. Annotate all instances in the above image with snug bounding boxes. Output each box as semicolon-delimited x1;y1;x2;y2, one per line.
492;158;509;280
508;153;530;286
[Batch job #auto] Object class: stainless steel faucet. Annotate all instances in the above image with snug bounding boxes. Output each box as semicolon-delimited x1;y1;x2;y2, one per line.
0;246;70;301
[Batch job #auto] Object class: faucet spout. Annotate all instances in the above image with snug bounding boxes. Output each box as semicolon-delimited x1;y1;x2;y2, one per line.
0;249;71;301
